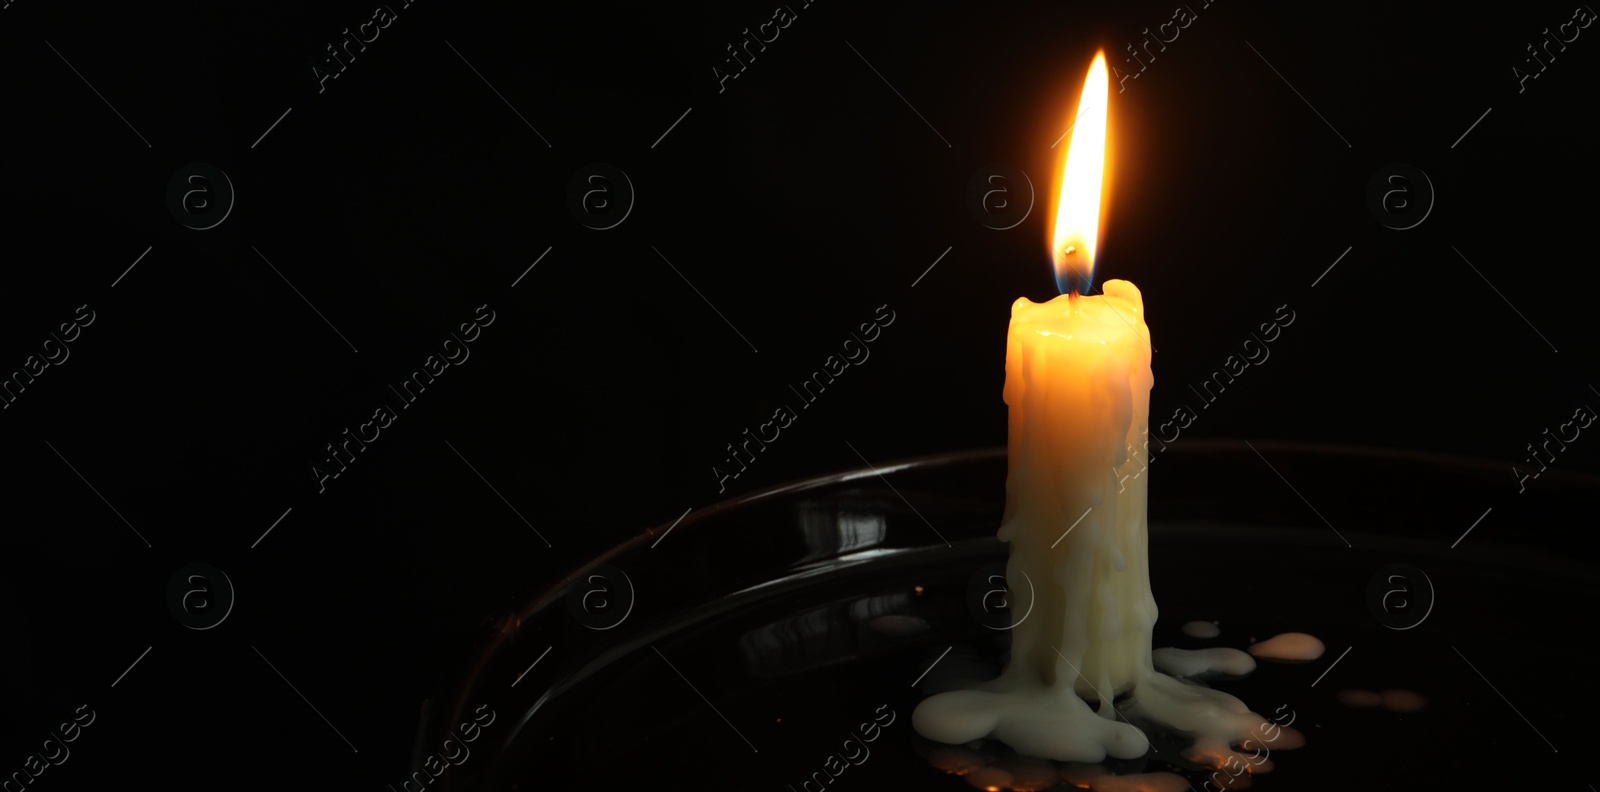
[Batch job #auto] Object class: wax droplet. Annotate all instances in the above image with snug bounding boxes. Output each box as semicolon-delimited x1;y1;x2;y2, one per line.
1182;620;1221;639
1337;689;1381;708
1267;726;1306;749
1380;689;1428;712
1247;632;1325;662
1152;647;1255;677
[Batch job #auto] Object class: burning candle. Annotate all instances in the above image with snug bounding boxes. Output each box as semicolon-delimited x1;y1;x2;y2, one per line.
994;47;1156;718
912;51;1276;767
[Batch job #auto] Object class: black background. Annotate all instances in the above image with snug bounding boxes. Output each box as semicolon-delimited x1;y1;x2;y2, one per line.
1;0;1596;787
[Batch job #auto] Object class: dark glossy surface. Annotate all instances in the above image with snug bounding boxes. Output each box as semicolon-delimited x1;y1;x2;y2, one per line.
417;442;1600;791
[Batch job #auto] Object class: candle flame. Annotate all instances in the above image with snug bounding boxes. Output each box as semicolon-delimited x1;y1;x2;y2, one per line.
1050;51;1109;295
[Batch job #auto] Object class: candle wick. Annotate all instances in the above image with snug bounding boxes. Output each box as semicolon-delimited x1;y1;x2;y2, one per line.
1060;245;1083;299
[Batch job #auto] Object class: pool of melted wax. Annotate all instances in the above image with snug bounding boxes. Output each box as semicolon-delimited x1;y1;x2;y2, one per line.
914;640;1306;789
912;666;1285;765
913;708;1305;792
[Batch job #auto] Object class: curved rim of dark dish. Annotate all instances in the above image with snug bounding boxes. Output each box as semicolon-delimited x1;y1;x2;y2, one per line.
414;439;1600;784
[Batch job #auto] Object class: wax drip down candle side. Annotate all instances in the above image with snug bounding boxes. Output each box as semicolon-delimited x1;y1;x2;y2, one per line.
910;51;1300;773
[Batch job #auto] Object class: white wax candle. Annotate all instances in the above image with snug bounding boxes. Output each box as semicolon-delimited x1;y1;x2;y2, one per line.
911;280;1166;761
912;280;1271;763
997;280;1156;702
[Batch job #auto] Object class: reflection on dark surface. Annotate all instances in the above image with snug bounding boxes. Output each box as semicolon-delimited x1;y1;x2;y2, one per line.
795;498;890;562
738;591;917;678
914;732;1197;791
737;497;926;678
